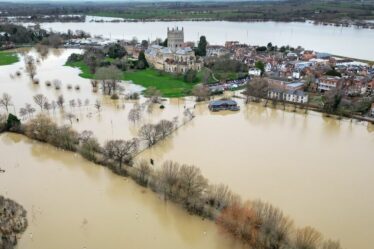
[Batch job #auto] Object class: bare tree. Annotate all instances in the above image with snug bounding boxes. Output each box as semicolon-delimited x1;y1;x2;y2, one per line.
144;87;161;103
128;104;142;123
69;99;76;110
94;100;102;113
294;227;322;249
252;200;294;249
25;103;36;117
103;139;138;169
19;108;28;119
138;124;158;147
57;95;65;109
51;101;57;113
135;159;153;186
244;77;269;103
157;161;181;198
65;112;76;125
24;55;37;80
33;94;48;111
95;66;123;96
205;184;239;210
43;101;52;113
79;130;101;162
155;120;174;139
192;84;210;102
322;240;341;249
0;93;12;113
178;164;208;205
53;79;62;90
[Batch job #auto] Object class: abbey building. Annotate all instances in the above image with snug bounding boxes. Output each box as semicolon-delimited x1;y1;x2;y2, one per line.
145;27;203;74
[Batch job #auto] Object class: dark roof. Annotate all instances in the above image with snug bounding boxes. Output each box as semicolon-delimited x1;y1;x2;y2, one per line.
209;100;238;107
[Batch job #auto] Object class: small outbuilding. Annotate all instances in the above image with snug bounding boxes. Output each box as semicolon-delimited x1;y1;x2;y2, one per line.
208;100;240;112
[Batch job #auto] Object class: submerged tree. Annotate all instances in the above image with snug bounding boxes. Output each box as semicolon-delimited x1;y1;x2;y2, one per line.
96;66;123;96
103;139;138;169
24;55;37;80
0;93;12;113
192;84;210;101
33;94;48;111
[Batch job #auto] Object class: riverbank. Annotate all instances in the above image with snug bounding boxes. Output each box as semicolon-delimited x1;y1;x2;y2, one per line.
0;196;28;249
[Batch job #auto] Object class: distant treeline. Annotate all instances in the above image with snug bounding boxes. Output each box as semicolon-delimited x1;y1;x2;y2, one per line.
0;23;90;47
1;0;373;23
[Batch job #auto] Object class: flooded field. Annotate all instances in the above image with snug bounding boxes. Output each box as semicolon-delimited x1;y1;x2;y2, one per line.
1;48;374;249
140;102;374;249
0;133;243;249
0;48;190;142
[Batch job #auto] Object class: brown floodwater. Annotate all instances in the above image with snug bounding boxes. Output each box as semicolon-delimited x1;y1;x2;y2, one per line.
1;48;374;249
140;102;374;249
0;48;191;143
0;133;244;249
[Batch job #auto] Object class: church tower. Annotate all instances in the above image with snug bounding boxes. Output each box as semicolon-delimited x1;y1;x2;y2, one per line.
167;27;184;52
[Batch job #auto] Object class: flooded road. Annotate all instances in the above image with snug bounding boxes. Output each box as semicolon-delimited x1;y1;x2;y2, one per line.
0;133;244;249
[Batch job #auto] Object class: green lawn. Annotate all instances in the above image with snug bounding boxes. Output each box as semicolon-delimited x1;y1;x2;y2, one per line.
65;60;199;97
124;69;198;97
65;60;94;78
0;51;19;66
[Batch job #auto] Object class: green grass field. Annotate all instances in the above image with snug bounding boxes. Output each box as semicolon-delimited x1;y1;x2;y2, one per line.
0;51;19;66
65;60;200;97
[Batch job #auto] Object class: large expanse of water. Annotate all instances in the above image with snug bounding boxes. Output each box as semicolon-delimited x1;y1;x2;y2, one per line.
32;17;374;60
1;48;374;249
0;133;244;249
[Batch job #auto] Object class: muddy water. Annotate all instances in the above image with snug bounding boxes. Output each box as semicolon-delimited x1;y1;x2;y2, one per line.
2;49;374;249
0;133;244;249
0;48;190;143
140;102;374;249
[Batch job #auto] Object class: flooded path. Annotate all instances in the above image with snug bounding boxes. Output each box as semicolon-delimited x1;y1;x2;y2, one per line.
0;133;244;249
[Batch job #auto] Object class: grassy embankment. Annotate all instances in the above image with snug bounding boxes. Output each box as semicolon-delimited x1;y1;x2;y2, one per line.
0;51;19;66
65;60;204;97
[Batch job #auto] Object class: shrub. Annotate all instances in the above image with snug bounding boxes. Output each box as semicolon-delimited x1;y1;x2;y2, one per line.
49;125;79;151
25;114;57;142
6;113;21;132
111;93;119;100
66;53;83;63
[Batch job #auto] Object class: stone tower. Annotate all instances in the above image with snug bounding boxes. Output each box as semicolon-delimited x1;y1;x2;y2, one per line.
167;27;184;51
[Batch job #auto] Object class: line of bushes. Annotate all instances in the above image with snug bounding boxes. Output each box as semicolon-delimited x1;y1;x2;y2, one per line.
0;113;342;249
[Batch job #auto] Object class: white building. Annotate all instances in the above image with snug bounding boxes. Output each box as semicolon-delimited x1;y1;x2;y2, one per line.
248;68;261;76
317;76;341;92
268;89;309;104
